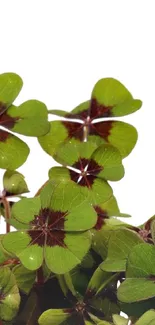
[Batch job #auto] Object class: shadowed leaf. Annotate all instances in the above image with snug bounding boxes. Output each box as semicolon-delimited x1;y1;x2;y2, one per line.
3;170;29;195
0;267;20;321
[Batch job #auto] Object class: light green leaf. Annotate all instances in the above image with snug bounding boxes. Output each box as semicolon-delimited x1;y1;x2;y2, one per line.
38;309;71;325
135;310;155;325
38;121;70;157
40;180;97;231
7;100;50;136
91;78;142;117
45;231;91;274
112;314;128;325
11;196;41;224
2;231;43;271
91;144;124;181
54;141;124;182
48;166;113;205
0;73;23;107
69;100;90;118
101;228;143;272
126;243;155;278
3;170;29;195
118;278;155;303
0;131;30;169
53;139;98;165
88;121;138;158
0;267;20;321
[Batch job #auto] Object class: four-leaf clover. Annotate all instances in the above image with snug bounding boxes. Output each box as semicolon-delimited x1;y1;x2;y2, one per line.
2;180;98;274
39;78;142;158
0;73;50;169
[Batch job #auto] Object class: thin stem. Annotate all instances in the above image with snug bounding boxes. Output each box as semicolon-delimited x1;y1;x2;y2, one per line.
2;197;11;233
36;266;44;285
34;180;49;197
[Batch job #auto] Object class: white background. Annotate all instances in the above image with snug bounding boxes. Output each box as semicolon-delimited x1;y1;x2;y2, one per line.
0;0;155;232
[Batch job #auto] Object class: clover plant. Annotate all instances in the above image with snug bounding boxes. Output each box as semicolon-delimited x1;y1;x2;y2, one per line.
0;73;154;325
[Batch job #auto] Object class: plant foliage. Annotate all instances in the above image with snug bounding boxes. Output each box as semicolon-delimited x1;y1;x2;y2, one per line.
0;73;153;325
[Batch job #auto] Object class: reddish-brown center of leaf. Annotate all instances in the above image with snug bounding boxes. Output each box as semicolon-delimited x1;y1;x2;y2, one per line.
0;102;7;115
75;301;86;313
66;99;113;122
89;98;113;119
69;158;103;188
62;121;84;141
89;121;113;141
28;208;68;247
62;116;113;142
0;130;11;142
0;111;19;129
93;206;109;230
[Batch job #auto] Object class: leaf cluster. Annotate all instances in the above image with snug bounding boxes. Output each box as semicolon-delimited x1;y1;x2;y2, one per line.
0;73;153;325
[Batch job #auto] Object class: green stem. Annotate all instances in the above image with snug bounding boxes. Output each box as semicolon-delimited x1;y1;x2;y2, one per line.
2;197;11;233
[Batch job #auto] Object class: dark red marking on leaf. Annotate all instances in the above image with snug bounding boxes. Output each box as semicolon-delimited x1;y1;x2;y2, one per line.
62;121;84;141
69;170;80;183
0;112;19;129
0;130;10;142
46;230;66;247
87;159;103;175
78;174;96;188
0;102;7;115
69;158;99;188
66;109;89;121
93;206;109;230
72;158;89;171
28;208;68;247
90;98;113;119
66;99;113;122
28;230;45;247
89;121;113;141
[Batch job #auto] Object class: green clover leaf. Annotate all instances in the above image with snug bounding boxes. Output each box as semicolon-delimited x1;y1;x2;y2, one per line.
39;78;142;158
118;243;155;303
2;180;98;274
48;140;124;204
3;170;29;195
0;72;50;169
